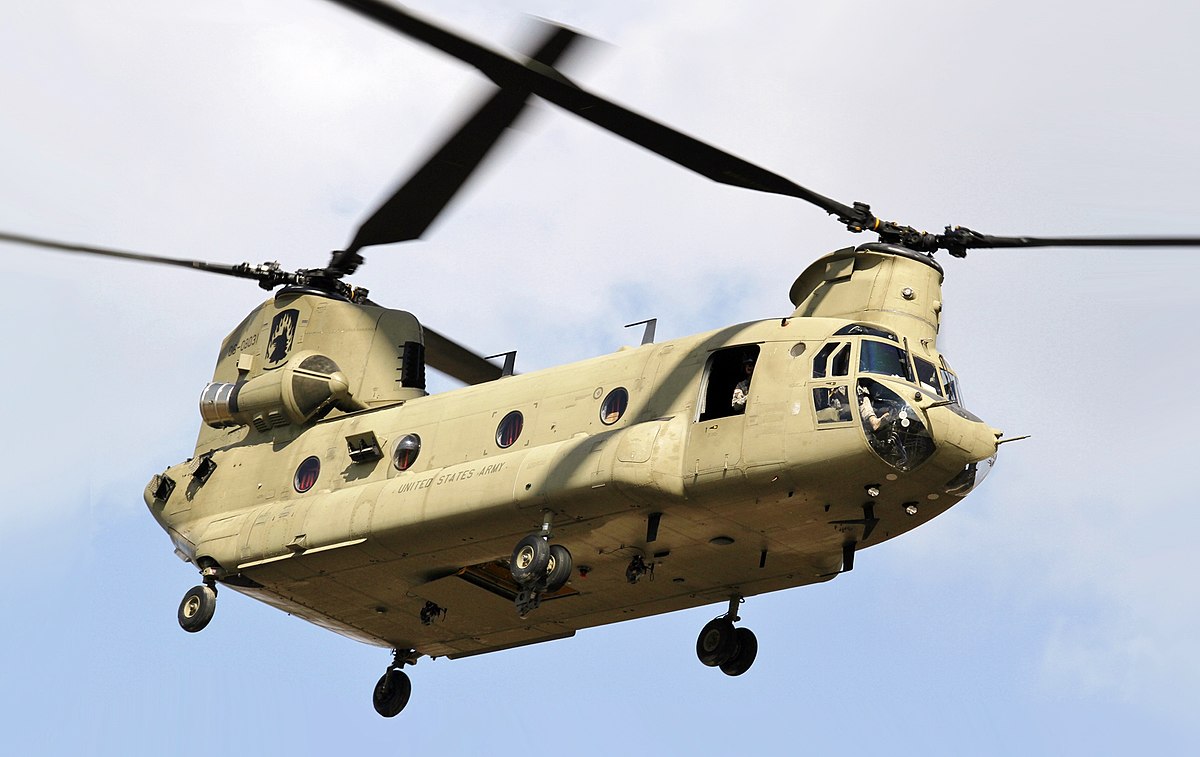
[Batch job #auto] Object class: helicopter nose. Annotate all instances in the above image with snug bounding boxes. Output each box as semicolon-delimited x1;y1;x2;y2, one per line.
927;405;999;468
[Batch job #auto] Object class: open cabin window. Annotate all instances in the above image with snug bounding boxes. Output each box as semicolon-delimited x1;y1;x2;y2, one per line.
697;345;760;421
813;385;853;424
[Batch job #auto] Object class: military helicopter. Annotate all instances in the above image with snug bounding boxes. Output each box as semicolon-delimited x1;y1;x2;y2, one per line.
4;0;1198;720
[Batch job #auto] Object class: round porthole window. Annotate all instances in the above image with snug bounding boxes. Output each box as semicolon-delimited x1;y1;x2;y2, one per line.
496;411;524;448
600;387;629;425
392;434;422;472
294;456;320;493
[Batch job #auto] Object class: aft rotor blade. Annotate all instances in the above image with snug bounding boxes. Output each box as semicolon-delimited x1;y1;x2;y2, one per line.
0;231;264;281
423;325;504;384
339;22;585;265
327;0;860;221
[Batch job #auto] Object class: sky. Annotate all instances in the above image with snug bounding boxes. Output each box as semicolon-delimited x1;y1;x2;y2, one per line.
1;0;1198;753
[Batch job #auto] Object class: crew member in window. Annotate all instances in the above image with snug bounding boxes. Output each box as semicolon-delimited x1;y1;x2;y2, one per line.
858;383;890;431
732;355;756;413
829;385;850;420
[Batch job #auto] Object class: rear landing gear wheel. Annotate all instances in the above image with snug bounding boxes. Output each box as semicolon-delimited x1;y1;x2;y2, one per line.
543;544;573;592
372;668;412;718
509;530;573;616
510;534;550;585
695;617;737;667
718;627;758;676
178;584;217;633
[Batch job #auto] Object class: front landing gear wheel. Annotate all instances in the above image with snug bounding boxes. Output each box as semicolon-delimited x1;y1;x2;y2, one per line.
718;627;758;676
178;585;216;633
695;617;737;667
372;669;412;718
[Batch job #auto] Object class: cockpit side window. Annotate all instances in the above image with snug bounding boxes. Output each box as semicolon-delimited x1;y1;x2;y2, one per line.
812;343;838;379
939;356;964;405
859;339;913;381
913;356;942;396
813;342;852;379
831;344;851;377
940;368;962;405
813;385;853;424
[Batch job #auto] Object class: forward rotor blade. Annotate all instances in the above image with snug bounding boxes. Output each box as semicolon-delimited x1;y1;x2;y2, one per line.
934;226;1200;256
327;0;860;221
338;22;585;266
0;231;264;281
422;325;503;384
952;234;1200;250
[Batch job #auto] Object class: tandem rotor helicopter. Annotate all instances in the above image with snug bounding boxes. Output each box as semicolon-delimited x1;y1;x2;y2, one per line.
5;0;1199;719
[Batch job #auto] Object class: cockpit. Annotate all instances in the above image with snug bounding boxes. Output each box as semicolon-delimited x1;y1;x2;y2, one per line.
810;323;978;474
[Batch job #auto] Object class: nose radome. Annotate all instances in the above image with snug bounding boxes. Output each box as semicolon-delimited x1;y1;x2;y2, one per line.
952;414;998;464
925;405;999;466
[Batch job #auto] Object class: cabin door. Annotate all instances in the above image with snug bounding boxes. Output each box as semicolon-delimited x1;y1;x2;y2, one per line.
689;415;745;477
688;346;758;477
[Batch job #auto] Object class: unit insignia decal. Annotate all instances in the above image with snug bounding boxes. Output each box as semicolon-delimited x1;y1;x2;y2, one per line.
266;308;300;367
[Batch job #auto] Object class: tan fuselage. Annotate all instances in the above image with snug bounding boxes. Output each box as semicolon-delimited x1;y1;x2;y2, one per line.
146;247;997;658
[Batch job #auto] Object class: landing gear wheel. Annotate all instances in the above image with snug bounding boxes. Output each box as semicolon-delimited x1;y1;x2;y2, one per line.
718;627;758;676
543;544;573;592
372;669;412;718
177;584;217;633
510;534;550;585
695;617;737;667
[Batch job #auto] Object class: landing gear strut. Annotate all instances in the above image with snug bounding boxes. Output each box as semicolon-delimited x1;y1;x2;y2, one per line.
695;595;758;677
373;648;417;718
509;512;572;617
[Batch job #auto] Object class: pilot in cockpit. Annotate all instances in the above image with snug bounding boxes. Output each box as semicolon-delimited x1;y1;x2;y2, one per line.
858;383;890;432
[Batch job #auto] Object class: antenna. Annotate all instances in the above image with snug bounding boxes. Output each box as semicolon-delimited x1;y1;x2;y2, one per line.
485;351;518;377
625;318;657;345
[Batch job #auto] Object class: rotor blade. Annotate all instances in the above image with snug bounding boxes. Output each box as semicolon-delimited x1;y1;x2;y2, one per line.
327;0;861;222
338;22;585;267
0;231;267;281
953;233;1200;249
933;226;1200;256
422;325;504;384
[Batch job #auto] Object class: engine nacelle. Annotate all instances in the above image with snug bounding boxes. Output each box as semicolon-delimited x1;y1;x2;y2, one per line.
199;351;363;431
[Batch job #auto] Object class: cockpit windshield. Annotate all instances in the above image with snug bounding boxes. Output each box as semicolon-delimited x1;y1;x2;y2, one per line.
859;339;914;382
